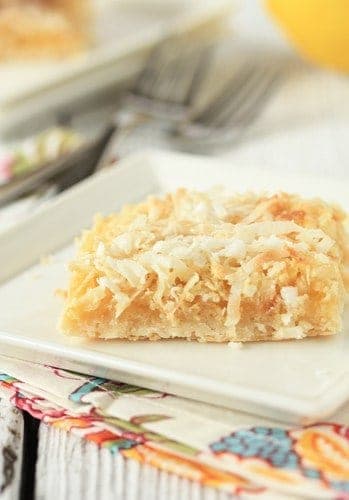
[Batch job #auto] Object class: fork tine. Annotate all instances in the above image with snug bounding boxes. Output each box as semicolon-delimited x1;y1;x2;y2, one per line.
131;38;213;110
133;38;183;98
132;40;177;97
193;65;258;124
158;44;214;105
228;69;281;128
153;49;192;103
211;66;280;129
183;43;216;106
176;65;282;146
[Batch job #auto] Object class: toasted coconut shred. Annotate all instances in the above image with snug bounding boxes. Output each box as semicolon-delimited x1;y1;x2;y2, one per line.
60;189;349;342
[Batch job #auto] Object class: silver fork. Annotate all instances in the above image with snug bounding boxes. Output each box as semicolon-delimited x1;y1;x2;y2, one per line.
174;63;282;149
0;39;211;206
90;39;213;172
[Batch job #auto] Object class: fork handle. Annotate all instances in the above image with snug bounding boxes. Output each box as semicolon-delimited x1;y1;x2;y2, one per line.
94;109;148;172
55;109;144;190
53;123;117;192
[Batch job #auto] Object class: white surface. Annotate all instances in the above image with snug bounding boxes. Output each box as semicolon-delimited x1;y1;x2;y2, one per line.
0;150;348;425
0;0;231;134
36;425;237;500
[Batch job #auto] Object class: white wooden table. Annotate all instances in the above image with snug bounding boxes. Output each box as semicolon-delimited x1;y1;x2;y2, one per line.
0;402;235;500
1;2;349;498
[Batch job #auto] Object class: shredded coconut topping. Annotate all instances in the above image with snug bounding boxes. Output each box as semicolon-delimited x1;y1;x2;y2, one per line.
281;287;299;307
62;188;348;341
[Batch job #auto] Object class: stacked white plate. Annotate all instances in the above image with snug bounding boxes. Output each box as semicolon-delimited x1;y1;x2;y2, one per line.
0;150;348;424
0;0;232;135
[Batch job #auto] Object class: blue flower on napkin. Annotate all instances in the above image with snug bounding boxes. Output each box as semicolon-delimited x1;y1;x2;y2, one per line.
210;426;300;469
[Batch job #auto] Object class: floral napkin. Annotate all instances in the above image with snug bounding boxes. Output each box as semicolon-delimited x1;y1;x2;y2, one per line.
0;355;347;499
0;127;83;185
0;127;84;234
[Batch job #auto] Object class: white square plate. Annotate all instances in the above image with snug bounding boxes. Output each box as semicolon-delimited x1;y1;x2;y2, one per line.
0;150;348;424
0;0;231;133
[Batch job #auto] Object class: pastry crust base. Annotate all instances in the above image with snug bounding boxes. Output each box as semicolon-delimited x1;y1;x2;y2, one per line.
60;190;348;342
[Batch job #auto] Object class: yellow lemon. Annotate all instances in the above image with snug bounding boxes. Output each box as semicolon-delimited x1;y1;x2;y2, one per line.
266;0;349;72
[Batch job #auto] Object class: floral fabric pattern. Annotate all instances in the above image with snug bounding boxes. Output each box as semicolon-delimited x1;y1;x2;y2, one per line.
0;358;348;499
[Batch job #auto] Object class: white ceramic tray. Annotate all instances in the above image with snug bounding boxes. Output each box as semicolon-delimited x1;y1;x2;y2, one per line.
0;0;231;134
0;150;349;424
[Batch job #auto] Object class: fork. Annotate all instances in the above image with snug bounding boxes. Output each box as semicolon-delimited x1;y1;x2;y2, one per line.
174;63;282;149
55;38;213;184
88;40;213;174
0;38;212;205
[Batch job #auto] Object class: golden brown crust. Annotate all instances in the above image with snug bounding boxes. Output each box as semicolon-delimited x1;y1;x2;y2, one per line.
60;190;349;342
0;0;91;59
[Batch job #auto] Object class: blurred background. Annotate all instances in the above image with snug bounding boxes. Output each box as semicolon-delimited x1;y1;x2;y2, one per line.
0;0;348;231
